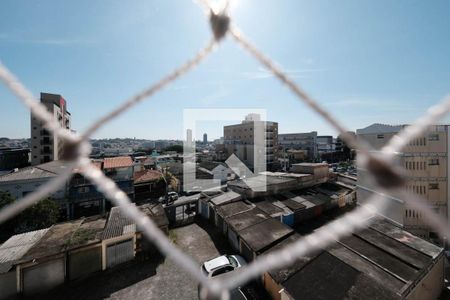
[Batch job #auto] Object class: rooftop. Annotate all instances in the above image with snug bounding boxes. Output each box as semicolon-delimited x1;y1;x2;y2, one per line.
216;201;254;219
102;206;136;240
103;203;168;240
226;207;269;232
262;213;443;299
134;169;163;184
209;190;242;206
198;161;227;171
0;160;70;182
238;218;293;253
21;219;84;261
103;156;133;169
0;228;49;273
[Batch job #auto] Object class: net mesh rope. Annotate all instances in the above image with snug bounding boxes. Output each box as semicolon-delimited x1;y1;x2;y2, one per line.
1;1;450;298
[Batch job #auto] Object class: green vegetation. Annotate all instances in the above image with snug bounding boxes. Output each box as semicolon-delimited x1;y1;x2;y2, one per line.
164;145;184;153
0;191;60;242
66;228;97;247
168;229;177;244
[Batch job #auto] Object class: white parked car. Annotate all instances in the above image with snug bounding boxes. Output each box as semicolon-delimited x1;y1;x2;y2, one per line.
201;255;246;278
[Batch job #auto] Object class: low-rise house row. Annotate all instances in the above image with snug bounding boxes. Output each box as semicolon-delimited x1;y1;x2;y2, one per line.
0;203;168;299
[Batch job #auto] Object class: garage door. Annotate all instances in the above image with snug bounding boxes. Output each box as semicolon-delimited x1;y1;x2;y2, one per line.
23;258;65;296
106;239;134;268
0;270;16;299
68;247;102;280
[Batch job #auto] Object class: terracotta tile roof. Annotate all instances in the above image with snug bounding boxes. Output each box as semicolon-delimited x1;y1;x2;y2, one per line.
73;160;103;173
134;169;163;184
103;156;133;169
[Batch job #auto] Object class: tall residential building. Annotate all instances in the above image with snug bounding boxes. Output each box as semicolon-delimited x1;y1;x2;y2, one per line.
223;114;278;171
278;131;318;160
31;93;71;166
357;123;449;241
203;133;208;144
186;129;193;148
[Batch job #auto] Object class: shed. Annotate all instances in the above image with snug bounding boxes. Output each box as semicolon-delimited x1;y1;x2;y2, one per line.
102;207;136;269
12;220;82;296
215;201;254;234
65;217;105;281
238;218;293;261
262;214;444;300
225;208;268;251
0;228;49;298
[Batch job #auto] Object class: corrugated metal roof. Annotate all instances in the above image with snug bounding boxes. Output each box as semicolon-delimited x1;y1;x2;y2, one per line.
102;206;135;240
103;156;133;169
0;228;49;273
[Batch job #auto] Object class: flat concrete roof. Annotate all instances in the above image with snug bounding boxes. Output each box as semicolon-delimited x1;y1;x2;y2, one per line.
239;218;293;253
265;211;443;299
210;191;242;206
216;201;254;219
226;207;268;232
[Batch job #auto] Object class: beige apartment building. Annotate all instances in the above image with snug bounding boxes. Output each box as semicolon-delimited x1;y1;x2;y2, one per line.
31;93;71;166
223;114;278;171
357;123;449;241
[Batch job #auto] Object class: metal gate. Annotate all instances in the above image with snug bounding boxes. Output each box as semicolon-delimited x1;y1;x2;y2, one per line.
68;246;102;280
106;239;134;268
0;270;16;299
23;258;65;296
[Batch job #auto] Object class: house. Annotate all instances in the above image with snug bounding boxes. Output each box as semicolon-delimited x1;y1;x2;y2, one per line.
0;160;68;201
134;169;165;202
103;156;134;207
68;161;105;219
0;217;105;298
101;206;137;270
198;161;235;183
102;204;169;268
0;203;168;298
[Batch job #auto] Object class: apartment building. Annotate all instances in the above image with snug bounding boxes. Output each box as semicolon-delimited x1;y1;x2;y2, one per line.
30;93;71;165
278;131;318;160
317;135;335;154
357;123;449;241
224;114;278;171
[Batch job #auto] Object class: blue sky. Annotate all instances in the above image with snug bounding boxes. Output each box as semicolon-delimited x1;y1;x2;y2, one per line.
1;0;449;140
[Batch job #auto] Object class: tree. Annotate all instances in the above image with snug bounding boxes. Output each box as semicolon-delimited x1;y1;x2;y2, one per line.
0;191;60;242
164;145;183;153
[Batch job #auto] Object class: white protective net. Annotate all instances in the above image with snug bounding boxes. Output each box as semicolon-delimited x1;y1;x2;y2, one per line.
1;0;450;298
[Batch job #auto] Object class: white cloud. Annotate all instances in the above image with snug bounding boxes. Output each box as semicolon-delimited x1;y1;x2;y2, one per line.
0;33;94;46
242;66;325;80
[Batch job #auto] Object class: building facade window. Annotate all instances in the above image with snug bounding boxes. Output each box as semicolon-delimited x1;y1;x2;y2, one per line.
428;134;439;141
429;183;439;190
78;187;90;193
429;158;439;166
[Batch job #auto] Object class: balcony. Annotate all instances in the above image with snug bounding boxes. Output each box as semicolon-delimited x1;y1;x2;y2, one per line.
40;138;53;145
70;177;91;187
70;190;104;202
40;148;52;155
